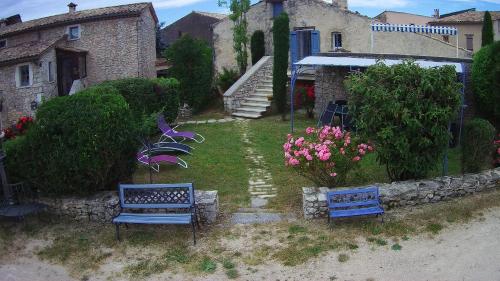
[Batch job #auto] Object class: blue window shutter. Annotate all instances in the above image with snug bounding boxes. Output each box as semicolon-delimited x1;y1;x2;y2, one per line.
273;2;284;18
311;30;320;55
290;31;298;64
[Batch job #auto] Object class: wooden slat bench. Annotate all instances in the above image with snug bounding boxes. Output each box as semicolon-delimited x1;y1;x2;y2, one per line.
327;186;384;224
112;183;199;244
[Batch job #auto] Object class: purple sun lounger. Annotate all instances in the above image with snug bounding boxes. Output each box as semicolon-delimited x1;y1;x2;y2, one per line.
157;115;205;143
137;152;188;172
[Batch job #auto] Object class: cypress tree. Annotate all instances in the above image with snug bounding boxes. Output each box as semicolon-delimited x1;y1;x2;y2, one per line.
251;30;265;65
482;11;494;47
273;13;290;119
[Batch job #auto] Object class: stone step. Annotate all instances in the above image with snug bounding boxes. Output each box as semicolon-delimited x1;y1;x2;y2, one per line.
256;194;277;199
245;97;269;103
250;93;272;99
240;101;271;108
255;87;273;92
232;112;262;119
237;107;267;114
231;212;284;224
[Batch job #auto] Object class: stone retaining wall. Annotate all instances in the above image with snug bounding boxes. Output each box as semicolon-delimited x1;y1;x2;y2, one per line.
303;168;500;219
39;190;219;224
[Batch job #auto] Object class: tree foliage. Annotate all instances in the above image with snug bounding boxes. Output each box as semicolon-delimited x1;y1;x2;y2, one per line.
346;61;462;181
218;0;251;75
165;35;213;113
251;30;265;65
482;11;494;47
472;41;500;128
463;118;496;173
273;12;290;118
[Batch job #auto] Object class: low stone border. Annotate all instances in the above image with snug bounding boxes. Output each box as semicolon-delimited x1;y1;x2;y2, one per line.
177;117;237;126
303;168;500;219
39;190;219;224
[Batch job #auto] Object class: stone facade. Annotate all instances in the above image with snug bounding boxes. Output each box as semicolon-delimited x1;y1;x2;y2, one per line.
223;56;273;113
303;168;500;219
38;190;219;224
0;4;157;127
213;0;471;74
313;66;349;117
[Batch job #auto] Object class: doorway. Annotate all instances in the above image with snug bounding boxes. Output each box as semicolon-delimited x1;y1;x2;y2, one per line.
56;49;86;96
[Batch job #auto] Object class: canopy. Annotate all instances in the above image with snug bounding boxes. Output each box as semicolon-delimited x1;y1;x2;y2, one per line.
294;56;464;73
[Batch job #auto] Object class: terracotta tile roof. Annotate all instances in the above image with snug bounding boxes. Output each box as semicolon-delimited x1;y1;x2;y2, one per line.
0;2;154;37
193;11;227;20
0;37;62;65
430;11;500;24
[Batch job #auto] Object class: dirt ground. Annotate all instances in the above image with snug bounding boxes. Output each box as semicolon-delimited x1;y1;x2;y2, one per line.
1;206;500;281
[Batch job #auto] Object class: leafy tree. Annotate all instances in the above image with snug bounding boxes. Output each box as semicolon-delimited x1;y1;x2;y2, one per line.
346;61;461;181
218;0;251;75
472;41;500;128
482;11;494;47
165;35;213;113
273;12;290;119
251;30;265;65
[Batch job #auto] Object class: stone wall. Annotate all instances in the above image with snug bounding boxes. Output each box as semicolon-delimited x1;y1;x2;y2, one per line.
39;190;219;224
223;56;273;113
313;66;350;117
303;168;500;219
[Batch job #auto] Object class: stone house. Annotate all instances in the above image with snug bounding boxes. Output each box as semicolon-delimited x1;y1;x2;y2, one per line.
161;11;226;48
213;0;471;74
374;10;434;25
0;2;158;127
429;9;500;53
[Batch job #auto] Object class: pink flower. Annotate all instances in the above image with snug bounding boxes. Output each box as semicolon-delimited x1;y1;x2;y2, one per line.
306;155;313;161
289;158;300;166
283;143;292;152
295;137;305;147
352;156;361;162
306;127;315;135
367;146;374;152
359;149;366;155
287;134;293;140
330;173;337;177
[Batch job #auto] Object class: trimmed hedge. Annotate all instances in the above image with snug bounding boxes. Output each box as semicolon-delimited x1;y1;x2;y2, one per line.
251;30;265;65
472;41;500;128
5;90;138;196
463;118;496;173
273;13;290;118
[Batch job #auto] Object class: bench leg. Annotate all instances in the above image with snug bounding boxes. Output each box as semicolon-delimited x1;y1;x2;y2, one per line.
191;220;196;246
115;224;121;241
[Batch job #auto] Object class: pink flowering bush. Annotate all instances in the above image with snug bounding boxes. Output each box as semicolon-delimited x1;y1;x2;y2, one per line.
284;126;373;188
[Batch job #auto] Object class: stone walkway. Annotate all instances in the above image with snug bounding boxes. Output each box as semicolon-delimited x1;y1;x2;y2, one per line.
177;117;237;125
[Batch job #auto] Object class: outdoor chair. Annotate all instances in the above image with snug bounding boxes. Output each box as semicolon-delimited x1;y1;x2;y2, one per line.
0;183;47;220
139;138;193;156
137;151;188;172
157;115;205;143
318;101;337;127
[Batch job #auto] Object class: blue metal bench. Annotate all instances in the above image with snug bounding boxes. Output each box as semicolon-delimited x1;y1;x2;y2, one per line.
327;186;384;224
112;183;199;244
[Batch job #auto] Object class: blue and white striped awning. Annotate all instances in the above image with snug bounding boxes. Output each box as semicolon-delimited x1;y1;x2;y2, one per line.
371;23;457;36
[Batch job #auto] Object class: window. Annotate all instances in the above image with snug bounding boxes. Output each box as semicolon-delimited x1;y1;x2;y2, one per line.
273;2;284;18
67;25;80;40
465;34;473;52
16;64;32;87
442;35;449;43
0;39;6;49
178;31;183;38
332;32;342;49
48;61;54;82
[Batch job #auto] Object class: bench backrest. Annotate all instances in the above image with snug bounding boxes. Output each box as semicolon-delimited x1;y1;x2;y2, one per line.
327;186;380;210
118;183;194;209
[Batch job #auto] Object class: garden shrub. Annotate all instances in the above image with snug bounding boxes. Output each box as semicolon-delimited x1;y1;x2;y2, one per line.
463;118;496;173
216;67;240;93
482;11;493;47
346;61;461;181
5;90;138;196
164;35;213;113
251;30;265;65
472;41;500;128
284;126;373;187
273;12;290;118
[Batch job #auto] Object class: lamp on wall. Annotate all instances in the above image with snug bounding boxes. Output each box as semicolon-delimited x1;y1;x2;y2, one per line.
30;100;38;111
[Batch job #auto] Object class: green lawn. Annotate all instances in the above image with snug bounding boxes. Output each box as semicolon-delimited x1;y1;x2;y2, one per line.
134;113;464;212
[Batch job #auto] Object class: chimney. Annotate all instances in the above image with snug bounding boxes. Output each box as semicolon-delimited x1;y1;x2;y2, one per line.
68;2;77;13
434;9;440;19
333;0;348;11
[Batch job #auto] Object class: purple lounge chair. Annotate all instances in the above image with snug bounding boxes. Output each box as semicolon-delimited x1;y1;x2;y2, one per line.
158;115;205;143
137;152;188;172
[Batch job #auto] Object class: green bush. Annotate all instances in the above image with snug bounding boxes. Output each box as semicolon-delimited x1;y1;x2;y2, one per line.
273;13;290;118
164;35;213;113
251;30;265;65
463;118;496;173
5;90;138;196
216;67;240;93
472;41;500;128
346;61;461;181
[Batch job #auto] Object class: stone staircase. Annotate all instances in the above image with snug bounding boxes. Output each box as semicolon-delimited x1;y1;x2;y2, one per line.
232;76;273;119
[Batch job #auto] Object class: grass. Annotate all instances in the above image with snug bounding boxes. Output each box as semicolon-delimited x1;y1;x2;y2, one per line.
199;256;217;273
338;253;349;262
391;243;402;251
